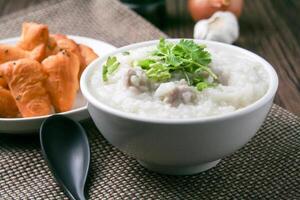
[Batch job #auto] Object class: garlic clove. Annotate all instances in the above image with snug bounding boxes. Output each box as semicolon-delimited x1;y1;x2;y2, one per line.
193;11;239;44
193;20;209;40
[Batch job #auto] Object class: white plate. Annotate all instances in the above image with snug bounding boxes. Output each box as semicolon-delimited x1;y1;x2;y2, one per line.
0;36;116;134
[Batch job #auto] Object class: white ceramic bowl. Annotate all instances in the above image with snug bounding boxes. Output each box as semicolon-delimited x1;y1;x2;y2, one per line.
80;39;278;175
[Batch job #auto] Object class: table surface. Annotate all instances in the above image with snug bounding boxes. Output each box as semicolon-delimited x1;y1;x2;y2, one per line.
0;0;299;116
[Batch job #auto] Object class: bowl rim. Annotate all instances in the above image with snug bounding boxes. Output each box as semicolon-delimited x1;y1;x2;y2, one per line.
80;39;278;124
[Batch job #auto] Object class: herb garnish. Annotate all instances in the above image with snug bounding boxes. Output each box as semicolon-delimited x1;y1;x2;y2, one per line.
102;38;218;91
122;51;130;56
102;56;120;81
135;38;218;91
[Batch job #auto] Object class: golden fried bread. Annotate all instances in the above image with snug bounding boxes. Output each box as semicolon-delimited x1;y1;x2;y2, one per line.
79;44;98;68
17;22;49;51
0;59;52;117
0;44;46;63
0;77;8;88
0;22;99;118
51;34;86;76
42;50;80;112
0;87;20;118
45;36;57;57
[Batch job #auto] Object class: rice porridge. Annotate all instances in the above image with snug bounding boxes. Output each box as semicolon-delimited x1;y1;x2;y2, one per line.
89;39;269;119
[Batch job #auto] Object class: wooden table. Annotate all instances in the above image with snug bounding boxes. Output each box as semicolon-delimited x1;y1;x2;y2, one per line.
0;0;299;116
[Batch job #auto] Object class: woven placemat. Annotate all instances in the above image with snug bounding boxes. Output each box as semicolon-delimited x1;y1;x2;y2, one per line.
0;0;299;199
0;0;166;46
1;105;299;199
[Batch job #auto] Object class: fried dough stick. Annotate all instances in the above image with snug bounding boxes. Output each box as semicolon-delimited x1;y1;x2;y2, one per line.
0;59;52;117
17;22;49;51
51;34;86;76
0;44;46;63
51;34;83;61
42;50;80;112
0;77;7;88
0;87;20;118
79;44;98;67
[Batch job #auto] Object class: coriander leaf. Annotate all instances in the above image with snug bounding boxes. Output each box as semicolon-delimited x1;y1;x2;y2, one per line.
175;39;211;66
196;82;217;91
102;66;108;82
134;59;156;70
192;49;211;66
155;38;173;56
192;76;204;85
165;53;183;68
196;82;209;91
133;38;218;91
182;70;191;85
102;56;120;81
146;63;171;82
122;51;130;56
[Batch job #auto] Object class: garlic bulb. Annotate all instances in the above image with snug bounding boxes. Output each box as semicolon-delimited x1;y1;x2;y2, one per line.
193;11;239;44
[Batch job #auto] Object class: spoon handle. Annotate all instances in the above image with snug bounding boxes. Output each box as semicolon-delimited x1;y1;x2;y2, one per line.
59;182;86;200
69;192;86;200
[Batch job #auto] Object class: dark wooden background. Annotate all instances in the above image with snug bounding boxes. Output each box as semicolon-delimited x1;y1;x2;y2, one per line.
0;0;299;116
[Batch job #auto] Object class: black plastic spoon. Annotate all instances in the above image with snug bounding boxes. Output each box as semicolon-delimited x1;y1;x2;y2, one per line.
40;115;90;200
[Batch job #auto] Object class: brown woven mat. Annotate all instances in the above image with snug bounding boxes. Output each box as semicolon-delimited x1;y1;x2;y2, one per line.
0;0;299;199
0;0;166;46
